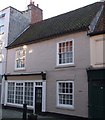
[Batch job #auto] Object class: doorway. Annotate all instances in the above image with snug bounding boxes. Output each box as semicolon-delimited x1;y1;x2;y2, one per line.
87;68;105;119
88;80;105;118
35;87;42;114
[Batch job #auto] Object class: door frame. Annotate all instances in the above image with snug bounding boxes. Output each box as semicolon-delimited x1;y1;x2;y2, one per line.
35;87;42;113
34;80;46;113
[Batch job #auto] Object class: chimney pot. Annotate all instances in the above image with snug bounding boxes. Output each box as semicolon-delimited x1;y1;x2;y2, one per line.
27;0;43;24
30;0;32;4
37;4;39;7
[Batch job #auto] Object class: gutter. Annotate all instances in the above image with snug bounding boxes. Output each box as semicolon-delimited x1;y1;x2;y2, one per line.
88;30;105;36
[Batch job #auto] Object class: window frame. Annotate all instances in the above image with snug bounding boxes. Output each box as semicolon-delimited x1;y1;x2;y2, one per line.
57;39;74;66
0;41;3;62
57;80;74;109
7;81;34;107
15;48;26;70
0;25;4;35
15;82;24;105
0;16;5;35
7;82;15;104
24;82;34;106
5;80;47;112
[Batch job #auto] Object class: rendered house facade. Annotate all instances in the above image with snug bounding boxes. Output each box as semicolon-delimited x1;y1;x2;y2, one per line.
6;31;90;117
3;1;105;119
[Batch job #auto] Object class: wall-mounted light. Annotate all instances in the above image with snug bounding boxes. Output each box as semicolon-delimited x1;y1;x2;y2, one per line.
23;45;27;49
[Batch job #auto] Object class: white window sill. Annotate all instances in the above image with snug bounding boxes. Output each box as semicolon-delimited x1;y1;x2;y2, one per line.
6;103;33;109
55;64;75;69
14;68;26;71
56;106;75;111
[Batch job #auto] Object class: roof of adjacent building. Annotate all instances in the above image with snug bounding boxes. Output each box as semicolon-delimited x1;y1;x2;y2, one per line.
7;2;104;49
89;2;105;36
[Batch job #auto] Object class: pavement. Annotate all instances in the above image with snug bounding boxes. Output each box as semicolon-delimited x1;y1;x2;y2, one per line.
0;107;68;120
0;106;87;120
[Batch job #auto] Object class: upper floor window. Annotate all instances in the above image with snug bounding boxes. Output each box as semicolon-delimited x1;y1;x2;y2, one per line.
0;41;3;62
0;13;5;18
0;53;2;62
15;48;26;69
0;25;4;35
57;40;74;66
0;18;4;35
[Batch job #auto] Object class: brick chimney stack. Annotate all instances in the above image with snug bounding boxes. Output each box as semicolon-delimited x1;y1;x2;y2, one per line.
27;0;43;24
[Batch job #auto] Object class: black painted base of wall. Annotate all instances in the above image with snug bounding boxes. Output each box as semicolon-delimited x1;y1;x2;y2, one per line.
2;104;33;113
40;112;88;120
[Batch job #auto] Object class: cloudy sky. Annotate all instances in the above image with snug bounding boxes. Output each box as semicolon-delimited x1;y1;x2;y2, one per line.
0;0;101;19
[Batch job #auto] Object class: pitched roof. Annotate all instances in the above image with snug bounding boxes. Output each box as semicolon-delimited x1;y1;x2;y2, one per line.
89;3;105;36
7;2;103;49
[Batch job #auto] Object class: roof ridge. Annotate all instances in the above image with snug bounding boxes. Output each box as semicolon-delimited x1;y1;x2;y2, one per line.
30;2;103;26
7;2;103;49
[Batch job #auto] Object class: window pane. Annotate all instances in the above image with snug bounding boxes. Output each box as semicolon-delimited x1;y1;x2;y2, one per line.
24;82;33;106
7;82;15;103
15;83;23;104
